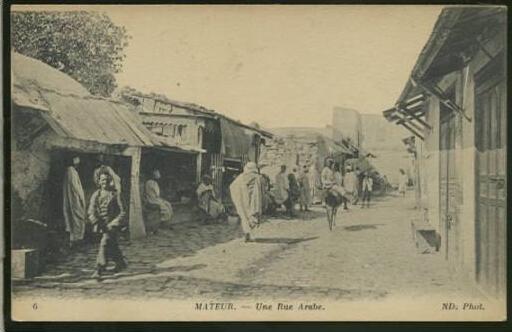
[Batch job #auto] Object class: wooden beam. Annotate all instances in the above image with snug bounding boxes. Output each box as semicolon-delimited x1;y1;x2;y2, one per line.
414;78;472;122
398;107;432;130
401;122;424;141
395;112;424;133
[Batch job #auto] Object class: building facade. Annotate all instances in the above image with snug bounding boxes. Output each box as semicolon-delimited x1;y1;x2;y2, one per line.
122;93;273;204
383;7;506;299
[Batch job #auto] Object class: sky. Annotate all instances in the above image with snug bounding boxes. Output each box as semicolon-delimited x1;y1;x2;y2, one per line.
16;5;443;128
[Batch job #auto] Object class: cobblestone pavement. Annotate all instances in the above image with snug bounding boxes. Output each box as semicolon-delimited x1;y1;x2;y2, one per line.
13;193;475;302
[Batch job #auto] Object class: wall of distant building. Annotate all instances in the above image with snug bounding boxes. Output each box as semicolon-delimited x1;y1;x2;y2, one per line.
332;107;363;149
361;114;413;185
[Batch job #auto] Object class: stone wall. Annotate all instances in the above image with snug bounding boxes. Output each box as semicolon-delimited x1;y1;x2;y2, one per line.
259;135;320;181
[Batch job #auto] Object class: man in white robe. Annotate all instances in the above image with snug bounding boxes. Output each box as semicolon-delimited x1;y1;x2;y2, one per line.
63;156;86;246
230;162;263;242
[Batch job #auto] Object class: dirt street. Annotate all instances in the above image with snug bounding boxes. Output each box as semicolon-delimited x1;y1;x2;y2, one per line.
13;193;474;302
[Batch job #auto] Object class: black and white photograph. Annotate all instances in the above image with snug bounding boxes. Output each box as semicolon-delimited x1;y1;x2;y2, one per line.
8;4;507;321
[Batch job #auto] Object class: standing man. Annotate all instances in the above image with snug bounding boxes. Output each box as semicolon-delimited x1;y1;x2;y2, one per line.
88;171;127;278
361;172;374;208
298;165;312;212
343;165;358;205
287;168;300;217
274;165;289;212
63;156;86;248
230;162;263;242
308;162;319;204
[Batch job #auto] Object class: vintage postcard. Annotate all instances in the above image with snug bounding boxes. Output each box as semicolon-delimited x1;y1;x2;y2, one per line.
9;4;507;321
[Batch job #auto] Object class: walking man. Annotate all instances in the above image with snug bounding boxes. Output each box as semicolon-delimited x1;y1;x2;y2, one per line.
230;162;263;242
88;171;127;278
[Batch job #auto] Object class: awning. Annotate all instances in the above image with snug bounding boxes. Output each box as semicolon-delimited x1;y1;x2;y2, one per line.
383;94;429;140
219;117;254;159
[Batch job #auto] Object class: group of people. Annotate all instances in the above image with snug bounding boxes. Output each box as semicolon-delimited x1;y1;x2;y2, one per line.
273;165;314;217
63;153;410;276
63;155;175;278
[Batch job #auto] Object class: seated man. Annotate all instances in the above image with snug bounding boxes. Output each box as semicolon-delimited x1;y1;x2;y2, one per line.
196;175;225;221
321;158;347;205
144;169;173;232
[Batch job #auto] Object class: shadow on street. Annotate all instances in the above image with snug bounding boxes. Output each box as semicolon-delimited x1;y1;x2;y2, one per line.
251;236;319;245
343;224;385;231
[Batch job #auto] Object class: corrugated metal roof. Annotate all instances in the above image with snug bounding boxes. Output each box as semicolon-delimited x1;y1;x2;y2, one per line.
11;52;198;152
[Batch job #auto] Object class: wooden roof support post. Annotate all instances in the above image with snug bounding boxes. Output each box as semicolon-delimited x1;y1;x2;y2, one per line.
126;146;146;239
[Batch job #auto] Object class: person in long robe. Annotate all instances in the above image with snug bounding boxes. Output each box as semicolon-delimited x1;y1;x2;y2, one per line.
287;169;300;217
260;173;276;215
144;169;173;229
298;165;312;211
63;156;86;246
308;163;319;204
229;162;263;242
196;175;225;220
273;165;289;208
343;165;358;205
88;171;127;278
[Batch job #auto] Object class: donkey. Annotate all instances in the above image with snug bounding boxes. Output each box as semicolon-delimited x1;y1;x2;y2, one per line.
324;190;345;231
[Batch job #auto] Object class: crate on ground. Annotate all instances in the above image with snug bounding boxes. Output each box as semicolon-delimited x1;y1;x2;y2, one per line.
12;249;40;279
